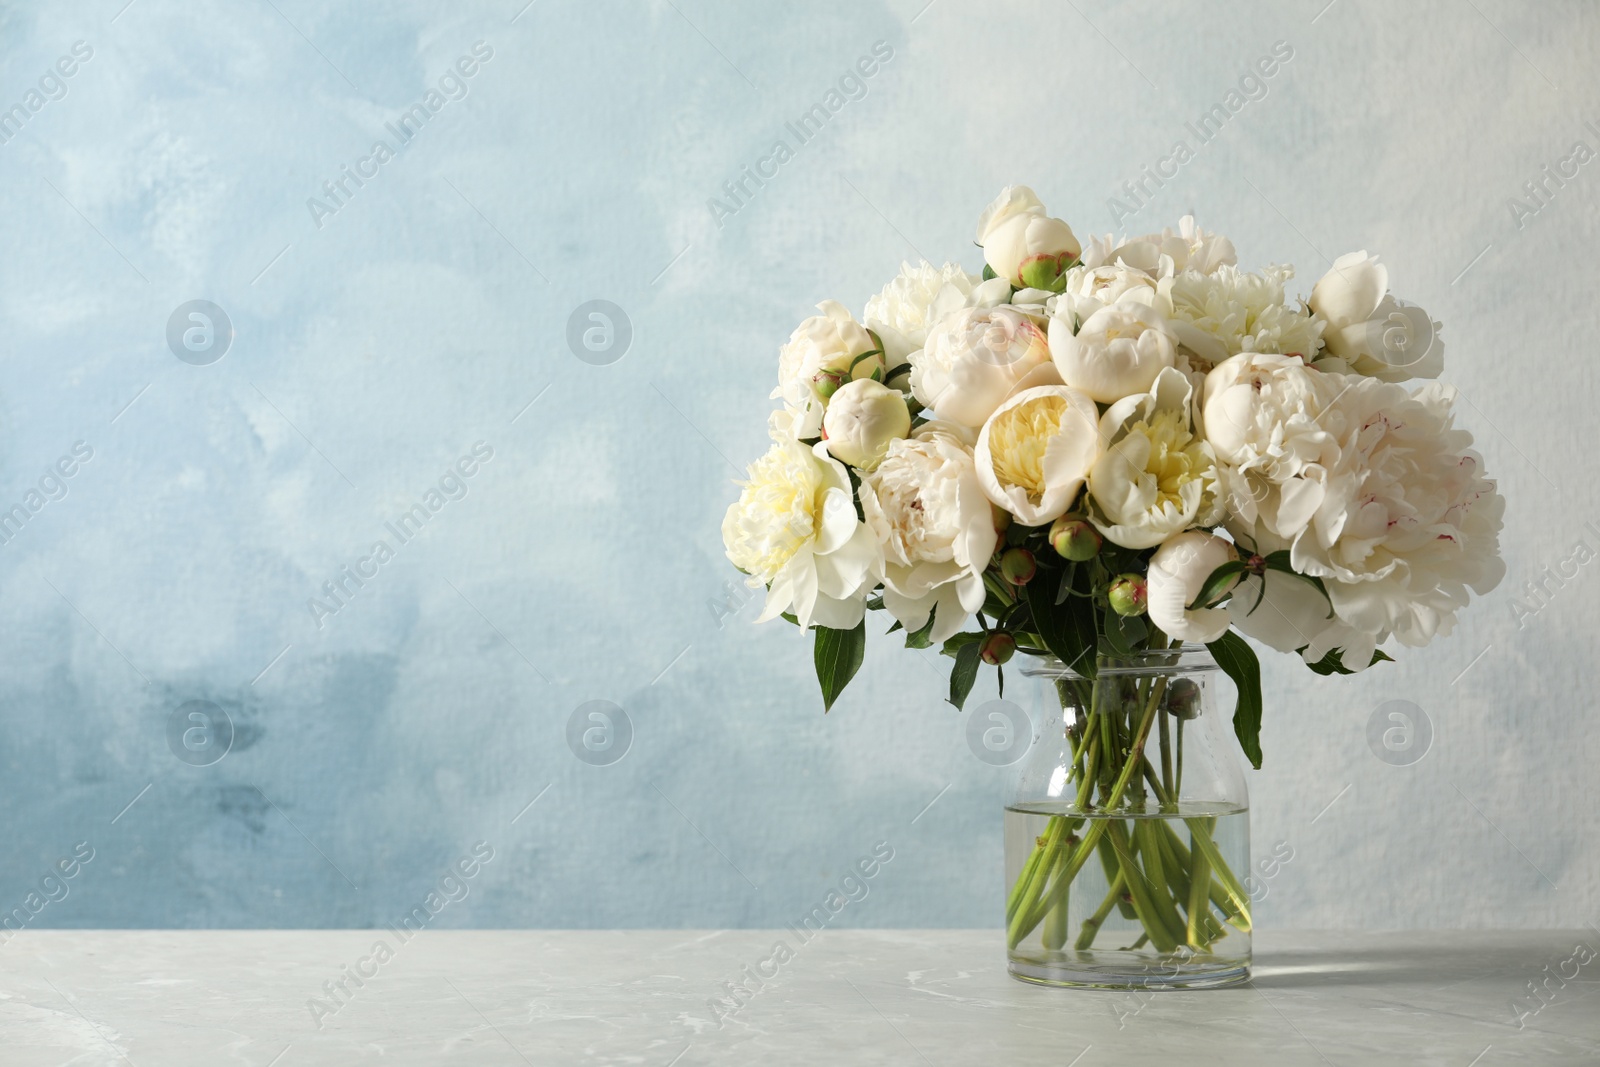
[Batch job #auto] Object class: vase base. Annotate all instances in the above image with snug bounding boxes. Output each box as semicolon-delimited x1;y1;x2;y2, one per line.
1007;956;1250;990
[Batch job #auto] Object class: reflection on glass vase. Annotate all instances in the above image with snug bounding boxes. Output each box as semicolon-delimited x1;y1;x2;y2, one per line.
1005;646;1251;989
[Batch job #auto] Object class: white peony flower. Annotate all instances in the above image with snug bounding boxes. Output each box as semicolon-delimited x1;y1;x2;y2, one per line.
1078;216;1235;279
1166;264;1324;370
859;425;998;643
975;384;1102;525
1059;262;1163;310
1228;569;1373;668
1048;299;1177;404
1309;250;1444;382
911;305;1052;430
773;300;881;438
1147;531;1237;644
822;378;911;471
1285;379;1504;652
722;428;882;630
1088;367;1222;549
1202;351;1342;543
975;185;1081;287
1122;216;1237;277
864;261;981;366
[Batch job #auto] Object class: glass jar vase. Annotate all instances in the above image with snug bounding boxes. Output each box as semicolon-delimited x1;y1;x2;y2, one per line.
1004;646;1251;989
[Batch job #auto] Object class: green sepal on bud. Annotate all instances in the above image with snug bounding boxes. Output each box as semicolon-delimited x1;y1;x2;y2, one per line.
1018;252;1070;293
1107;573;1148;617
1049;515;1101;561
1164;678;1202;720
811;368;847;399
1000;547;1037;586
979;631;1016;666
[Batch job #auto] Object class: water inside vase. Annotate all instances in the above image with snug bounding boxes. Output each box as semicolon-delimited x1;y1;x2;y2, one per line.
1004;801;1251;989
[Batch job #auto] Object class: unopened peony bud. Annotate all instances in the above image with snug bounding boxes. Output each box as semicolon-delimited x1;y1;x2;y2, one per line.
821;378;911;471
979;195;1082;287
1000;547;1037;586
991;503;1012;535
811;368;847;399
1164;678;1202;720
1049;515;1101;561
980;631;1016;665
1108;574;1147;617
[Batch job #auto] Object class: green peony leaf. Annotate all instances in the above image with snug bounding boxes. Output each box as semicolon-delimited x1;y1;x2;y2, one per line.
948;640;982;710
1027;564;1097;678
1207;630;1263;770
814;620;866;712
1187;560;1247;611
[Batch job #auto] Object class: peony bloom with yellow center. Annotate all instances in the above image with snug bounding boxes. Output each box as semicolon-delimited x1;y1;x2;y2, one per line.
975;384;1101;526
722;420;882;629
1088;367;1222;549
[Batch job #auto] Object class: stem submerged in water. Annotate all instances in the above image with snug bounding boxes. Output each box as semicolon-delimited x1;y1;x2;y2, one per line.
1007;641;1252;964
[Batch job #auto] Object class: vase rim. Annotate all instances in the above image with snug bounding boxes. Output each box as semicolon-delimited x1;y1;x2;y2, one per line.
1019;644;1218;679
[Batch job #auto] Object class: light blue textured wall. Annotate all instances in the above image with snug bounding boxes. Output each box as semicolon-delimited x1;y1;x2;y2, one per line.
1;0;1595;931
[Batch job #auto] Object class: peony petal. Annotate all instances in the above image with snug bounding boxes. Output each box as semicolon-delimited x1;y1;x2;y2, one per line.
1311;250;1387;328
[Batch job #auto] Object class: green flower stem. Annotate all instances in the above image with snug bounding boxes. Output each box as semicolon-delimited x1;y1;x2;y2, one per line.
1005;708;1102;930
1176;718;1185;796
1185;824;1252;932
1105;820;1179;953
1097;834;1137;920
1158;707;1173;798
1153;819;1251;933
1132;819;1188;946
1041;847;1072;950
983;572;1015;608
1007;817;1068;947
1149;821;1223;948
1139;762;1253;932
1017;825;1086;943
1007;636;1254;961
1187;818;1215;950
1014;671;1171;946
1074;868;1127;950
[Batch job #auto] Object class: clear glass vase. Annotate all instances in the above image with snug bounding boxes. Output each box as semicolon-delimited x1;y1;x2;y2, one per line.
1005;646;1251;989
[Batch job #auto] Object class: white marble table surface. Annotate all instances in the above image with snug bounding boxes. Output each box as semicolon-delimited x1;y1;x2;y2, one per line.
1;930;1595;1065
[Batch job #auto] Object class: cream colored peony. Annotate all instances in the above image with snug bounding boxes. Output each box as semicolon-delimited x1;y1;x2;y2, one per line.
1202;351;1342;544
1059;262;1164;310
1166;264;1324;370
859;425;998;643
911;305;1052;430
773;300;880;438
1218;375;1505;668
1048;299;1177;404
975;384;1102;525
1309;250;1444;382
722;417;882;630
864;261;981;366
1227;569;1374;668
1088;367;1222;549
1283;379;1504;652
1078;217;1235;278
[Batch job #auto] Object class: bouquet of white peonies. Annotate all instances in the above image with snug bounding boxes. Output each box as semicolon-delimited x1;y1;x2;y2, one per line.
721;185;1504;769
